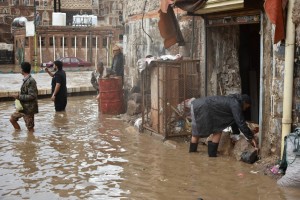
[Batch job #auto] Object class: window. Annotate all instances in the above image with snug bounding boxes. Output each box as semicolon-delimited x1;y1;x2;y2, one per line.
119;34;123;41
13;0;19;6
3;8;9;14
40;37;45;46
49;37;54;46
61;57;70;63
24;0;29;6
60;37;67;47
92;37;97;47
70;57;78;63
82;38;86;47
24;38;29;47
102;38;107;47
71;37;76;47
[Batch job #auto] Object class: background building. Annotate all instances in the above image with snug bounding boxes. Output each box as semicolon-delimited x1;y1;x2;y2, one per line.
0;0;124;66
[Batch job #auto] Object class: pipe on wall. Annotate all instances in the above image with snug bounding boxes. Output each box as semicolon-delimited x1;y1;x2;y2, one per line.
259;11;264;150
191;16;195;59
95;36;98;69
281;0;296;157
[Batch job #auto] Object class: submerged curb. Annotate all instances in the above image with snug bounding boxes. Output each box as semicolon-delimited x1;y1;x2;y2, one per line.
0;85;96;101
0;70;96;101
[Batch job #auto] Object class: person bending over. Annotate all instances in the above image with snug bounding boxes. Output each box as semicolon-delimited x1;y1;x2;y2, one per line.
189;94;257;157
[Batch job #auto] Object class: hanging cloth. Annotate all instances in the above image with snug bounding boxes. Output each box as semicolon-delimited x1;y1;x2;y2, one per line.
264;0;288;44
158;5;185;48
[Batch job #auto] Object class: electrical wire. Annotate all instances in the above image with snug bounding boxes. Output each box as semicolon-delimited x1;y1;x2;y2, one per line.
142;0;153;43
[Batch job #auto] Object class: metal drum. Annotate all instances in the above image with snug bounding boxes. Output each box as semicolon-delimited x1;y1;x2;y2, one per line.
99;77;123;114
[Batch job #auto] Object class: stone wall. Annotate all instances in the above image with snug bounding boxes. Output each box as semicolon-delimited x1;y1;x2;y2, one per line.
258;13;286;157
260;1;300;157
292;0;300;45
123;0;203;91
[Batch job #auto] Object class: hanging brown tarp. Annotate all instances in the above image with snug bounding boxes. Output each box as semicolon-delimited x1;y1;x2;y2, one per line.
264;0;288;44
158;5;185;49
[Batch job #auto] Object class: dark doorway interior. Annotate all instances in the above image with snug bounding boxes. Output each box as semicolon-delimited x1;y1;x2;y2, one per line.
239;24;260;123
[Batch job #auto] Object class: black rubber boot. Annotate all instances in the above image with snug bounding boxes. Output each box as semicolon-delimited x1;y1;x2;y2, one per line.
189;143;198;152
208;141;219;157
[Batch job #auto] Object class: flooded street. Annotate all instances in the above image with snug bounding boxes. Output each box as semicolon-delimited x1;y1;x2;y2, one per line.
0;95;299;200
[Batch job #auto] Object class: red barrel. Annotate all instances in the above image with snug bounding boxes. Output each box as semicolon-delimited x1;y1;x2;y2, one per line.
99;76;123;114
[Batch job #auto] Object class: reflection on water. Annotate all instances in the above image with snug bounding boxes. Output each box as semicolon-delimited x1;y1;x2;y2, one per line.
0;96;299;200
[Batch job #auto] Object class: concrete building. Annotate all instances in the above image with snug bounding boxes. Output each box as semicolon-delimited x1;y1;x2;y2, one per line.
0;0;124;67
13;25;123;67
123;0;300;159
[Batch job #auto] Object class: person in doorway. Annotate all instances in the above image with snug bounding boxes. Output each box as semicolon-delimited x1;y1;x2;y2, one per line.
111;45;124;82
91;61;104;93
10;62;39;131
189;94;257;157
45;60;67;112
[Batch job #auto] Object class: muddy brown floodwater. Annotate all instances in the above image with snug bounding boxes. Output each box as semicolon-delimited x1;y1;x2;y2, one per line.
0;95;299;200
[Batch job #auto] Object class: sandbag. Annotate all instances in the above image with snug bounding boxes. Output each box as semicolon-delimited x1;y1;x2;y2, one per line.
277;129;300;187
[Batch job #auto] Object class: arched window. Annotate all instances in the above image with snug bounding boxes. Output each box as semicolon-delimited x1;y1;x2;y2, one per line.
42;11;49;20
112;2;116;10
3;8;9;14
118;2;122;10
24;0;29;6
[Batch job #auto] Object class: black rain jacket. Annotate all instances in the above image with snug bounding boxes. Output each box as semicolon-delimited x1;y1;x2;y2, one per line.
191;94;253;140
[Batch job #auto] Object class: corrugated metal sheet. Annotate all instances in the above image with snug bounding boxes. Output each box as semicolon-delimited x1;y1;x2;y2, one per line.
194;0;244;14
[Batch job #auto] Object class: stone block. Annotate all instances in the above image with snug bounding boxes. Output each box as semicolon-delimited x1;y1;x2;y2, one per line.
127;100;141;116
128;93;142;103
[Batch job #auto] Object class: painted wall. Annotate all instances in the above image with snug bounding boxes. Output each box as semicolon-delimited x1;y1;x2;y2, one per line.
123;0;204;91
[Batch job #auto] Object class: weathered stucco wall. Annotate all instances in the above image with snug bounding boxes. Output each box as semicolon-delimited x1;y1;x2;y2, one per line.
261;0;300;158
292;0;300;45
123;0;204;92
206;26;241;96
260;14;283;157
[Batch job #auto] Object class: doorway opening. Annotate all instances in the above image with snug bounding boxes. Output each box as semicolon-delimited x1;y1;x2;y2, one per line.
205;16;261;124
239;24;260;123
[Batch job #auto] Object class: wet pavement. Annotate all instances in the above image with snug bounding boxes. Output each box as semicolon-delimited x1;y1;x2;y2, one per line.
1;95;300;200
0;65;96;99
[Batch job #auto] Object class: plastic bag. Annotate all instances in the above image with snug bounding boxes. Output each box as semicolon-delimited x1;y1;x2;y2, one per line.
240;149;258;164
15;99;23;111
277;129;300;187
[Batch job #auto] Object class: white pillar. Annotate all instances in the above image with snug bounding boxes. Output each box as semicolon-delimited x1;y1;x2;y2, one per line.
53;35;55;60
85;35;88;61
62;36;65;57
106;36;109;67
95;36;98;69
39;35;42;63
75;36;77;57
